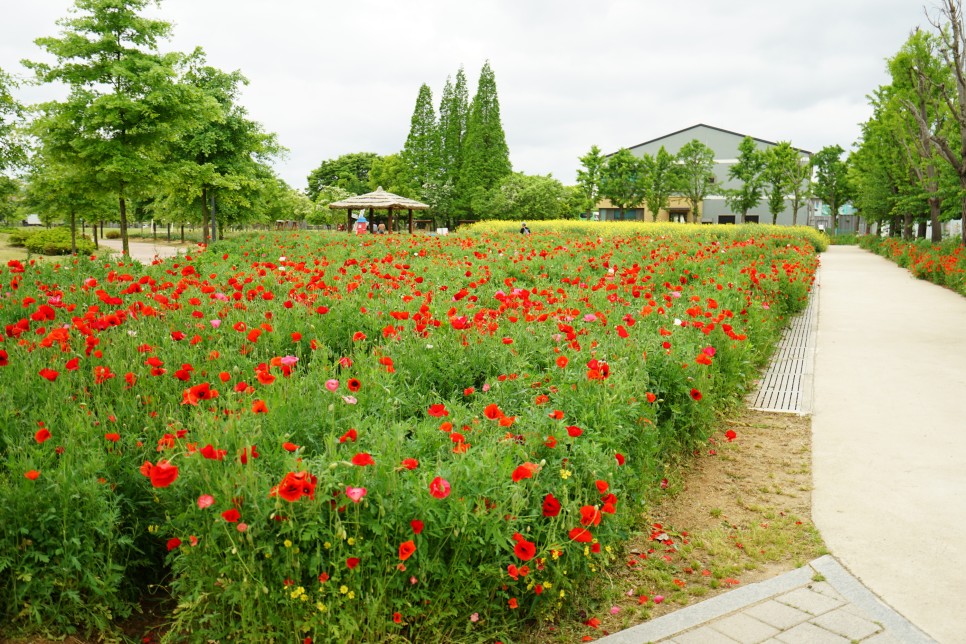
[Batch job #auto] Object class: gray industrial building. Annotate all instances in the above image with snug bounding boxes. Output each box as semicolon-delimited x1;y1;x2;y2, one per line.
597;123;815;226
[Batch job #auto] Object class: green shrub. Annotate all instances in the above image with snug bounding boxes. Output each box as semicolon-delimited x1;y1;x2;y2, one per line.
7;229;38;247
23;228;96;255
104;230;121;239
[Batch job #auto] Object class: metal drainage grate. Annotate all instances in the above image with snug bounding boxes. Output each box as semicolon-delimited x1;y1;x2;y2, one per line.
747;292;818;414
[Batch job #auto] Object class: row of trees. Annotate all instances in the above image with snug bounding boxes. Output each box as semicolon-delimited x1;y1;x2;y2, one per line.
0;0;297;254
851;0;966;245
306;63;537;228
575;136;820;226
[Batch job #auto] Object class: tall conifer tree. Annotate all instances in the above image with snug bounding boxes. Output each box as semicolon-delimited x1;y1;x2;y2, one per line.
401;83;439;203
459;61;511;215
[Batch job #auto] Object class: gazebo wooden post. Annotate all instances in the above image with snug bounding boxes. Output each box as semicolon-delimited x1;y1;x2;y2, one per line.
408;209;414;234
347;209;352;234
388;209;394;234
368;208;374;234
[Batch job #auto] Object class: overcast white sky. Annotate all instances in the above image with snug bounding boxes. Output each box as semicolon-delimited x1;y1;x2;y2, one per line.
0;0;936;190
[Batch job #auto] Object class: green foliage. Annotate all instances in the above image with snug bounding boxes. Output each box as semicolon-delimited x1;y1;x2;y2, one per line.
725;137;766;221
0;67;26;171
600;148;645;216
7;228;36;247
368;154;415;198
763;142;802;225
401;84;440;203
812;145;855;233
459;61;511;216
23;228;96;255
576;145;605;215
437;68;469;224
306;152;380;200
309;185;354;226
640;146;679;222
27;0;214;256
474;172;576;220
0;176;24;224
676;140;717;222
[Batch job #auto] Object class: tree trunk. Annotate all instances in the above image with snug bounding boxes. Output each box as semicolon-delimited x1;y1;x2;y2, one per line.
70;209;76;255
903;213;913;240
891;216;901;237
917;221;928;239
93;220;99;248
119;195;129;256
180;224;185;243
961;186;966;246
201;187;210;245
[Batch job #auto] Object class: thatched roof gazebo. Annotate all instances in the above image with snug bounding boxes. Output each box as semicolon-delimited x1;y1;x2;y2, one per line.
328;187;430;234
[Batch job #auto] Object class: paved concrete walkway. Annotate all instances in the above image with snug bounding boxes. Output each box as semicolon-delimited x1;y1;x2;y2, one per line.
97;237;192;263
600;246;965;643
812;246;966;643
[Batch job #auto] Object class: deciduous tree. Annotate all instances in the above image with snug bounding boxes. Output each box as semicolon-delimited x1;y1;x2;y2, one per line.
763;141;800;225
676;140;717;223
640;146;678;222
599;148;645;219
812;145;854;233
306;152;380;200
725;136;766;222
26;0;206;256
576;145;604;216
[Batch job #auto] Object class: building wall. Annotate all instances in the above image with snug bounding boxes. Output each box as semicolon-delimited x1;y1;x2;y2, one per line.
598;124;812;226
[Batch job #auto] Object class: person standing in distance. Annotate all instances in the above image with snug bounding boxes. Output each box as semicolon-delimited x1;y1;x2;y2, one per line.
520;222;531;235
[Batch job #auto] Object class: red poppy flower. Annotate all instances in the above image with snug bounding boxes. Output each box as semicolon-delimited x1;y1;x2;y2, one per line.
483;403;503;420
251;399;268;414
346;557;360;569
427;403;449;417
165;537;183;552
579;505;602;527
65;357;80;371
282;442;299;452
221;508;241;522
200;444;226;460
511;462;538;483
0;349;7;366
352;332;366;342
393;612;402;624
352;452;374;466
410;519;424;534
149;460;179;488
725;429;737;442
690;388;702;401
401;458;419;470
569;527;593;542
463;387;475;396
514;539;536;561
615;452;626;465
256;370;275;385
646;392;657;403
556;356;568;368
595;480;609;494
39;368;59;382
548;409;564;420
398;540;416;561
35;428;51;443
24;469;40;480
347;378;361;392
566;425;582;438
339;428;358;443
542;493;561;517
508;598;518;609
105;433;121;442
429;476;451;499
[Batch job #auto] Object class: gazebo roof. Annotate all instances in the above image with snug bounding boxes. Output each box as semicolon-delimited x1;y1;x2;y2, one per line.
328;187;429;211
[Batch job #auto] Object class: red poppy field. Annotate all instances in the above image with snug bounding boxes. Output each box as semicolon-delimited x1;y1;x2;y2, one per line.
0;224;822;642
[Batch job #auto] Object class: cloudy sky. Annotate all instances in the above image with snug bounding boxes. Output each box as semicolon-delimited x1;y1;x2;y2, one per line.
0;0;936;190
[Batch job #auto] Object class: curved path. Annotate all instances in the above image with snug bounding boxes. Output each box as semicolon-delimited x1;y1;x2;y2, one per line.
96;237;193;263
812;245;966;643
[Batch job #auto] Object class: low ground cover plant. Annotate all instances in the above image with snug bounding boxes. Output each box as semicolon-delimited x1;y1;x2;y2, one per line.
0;225;818;642
859;235;966;295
